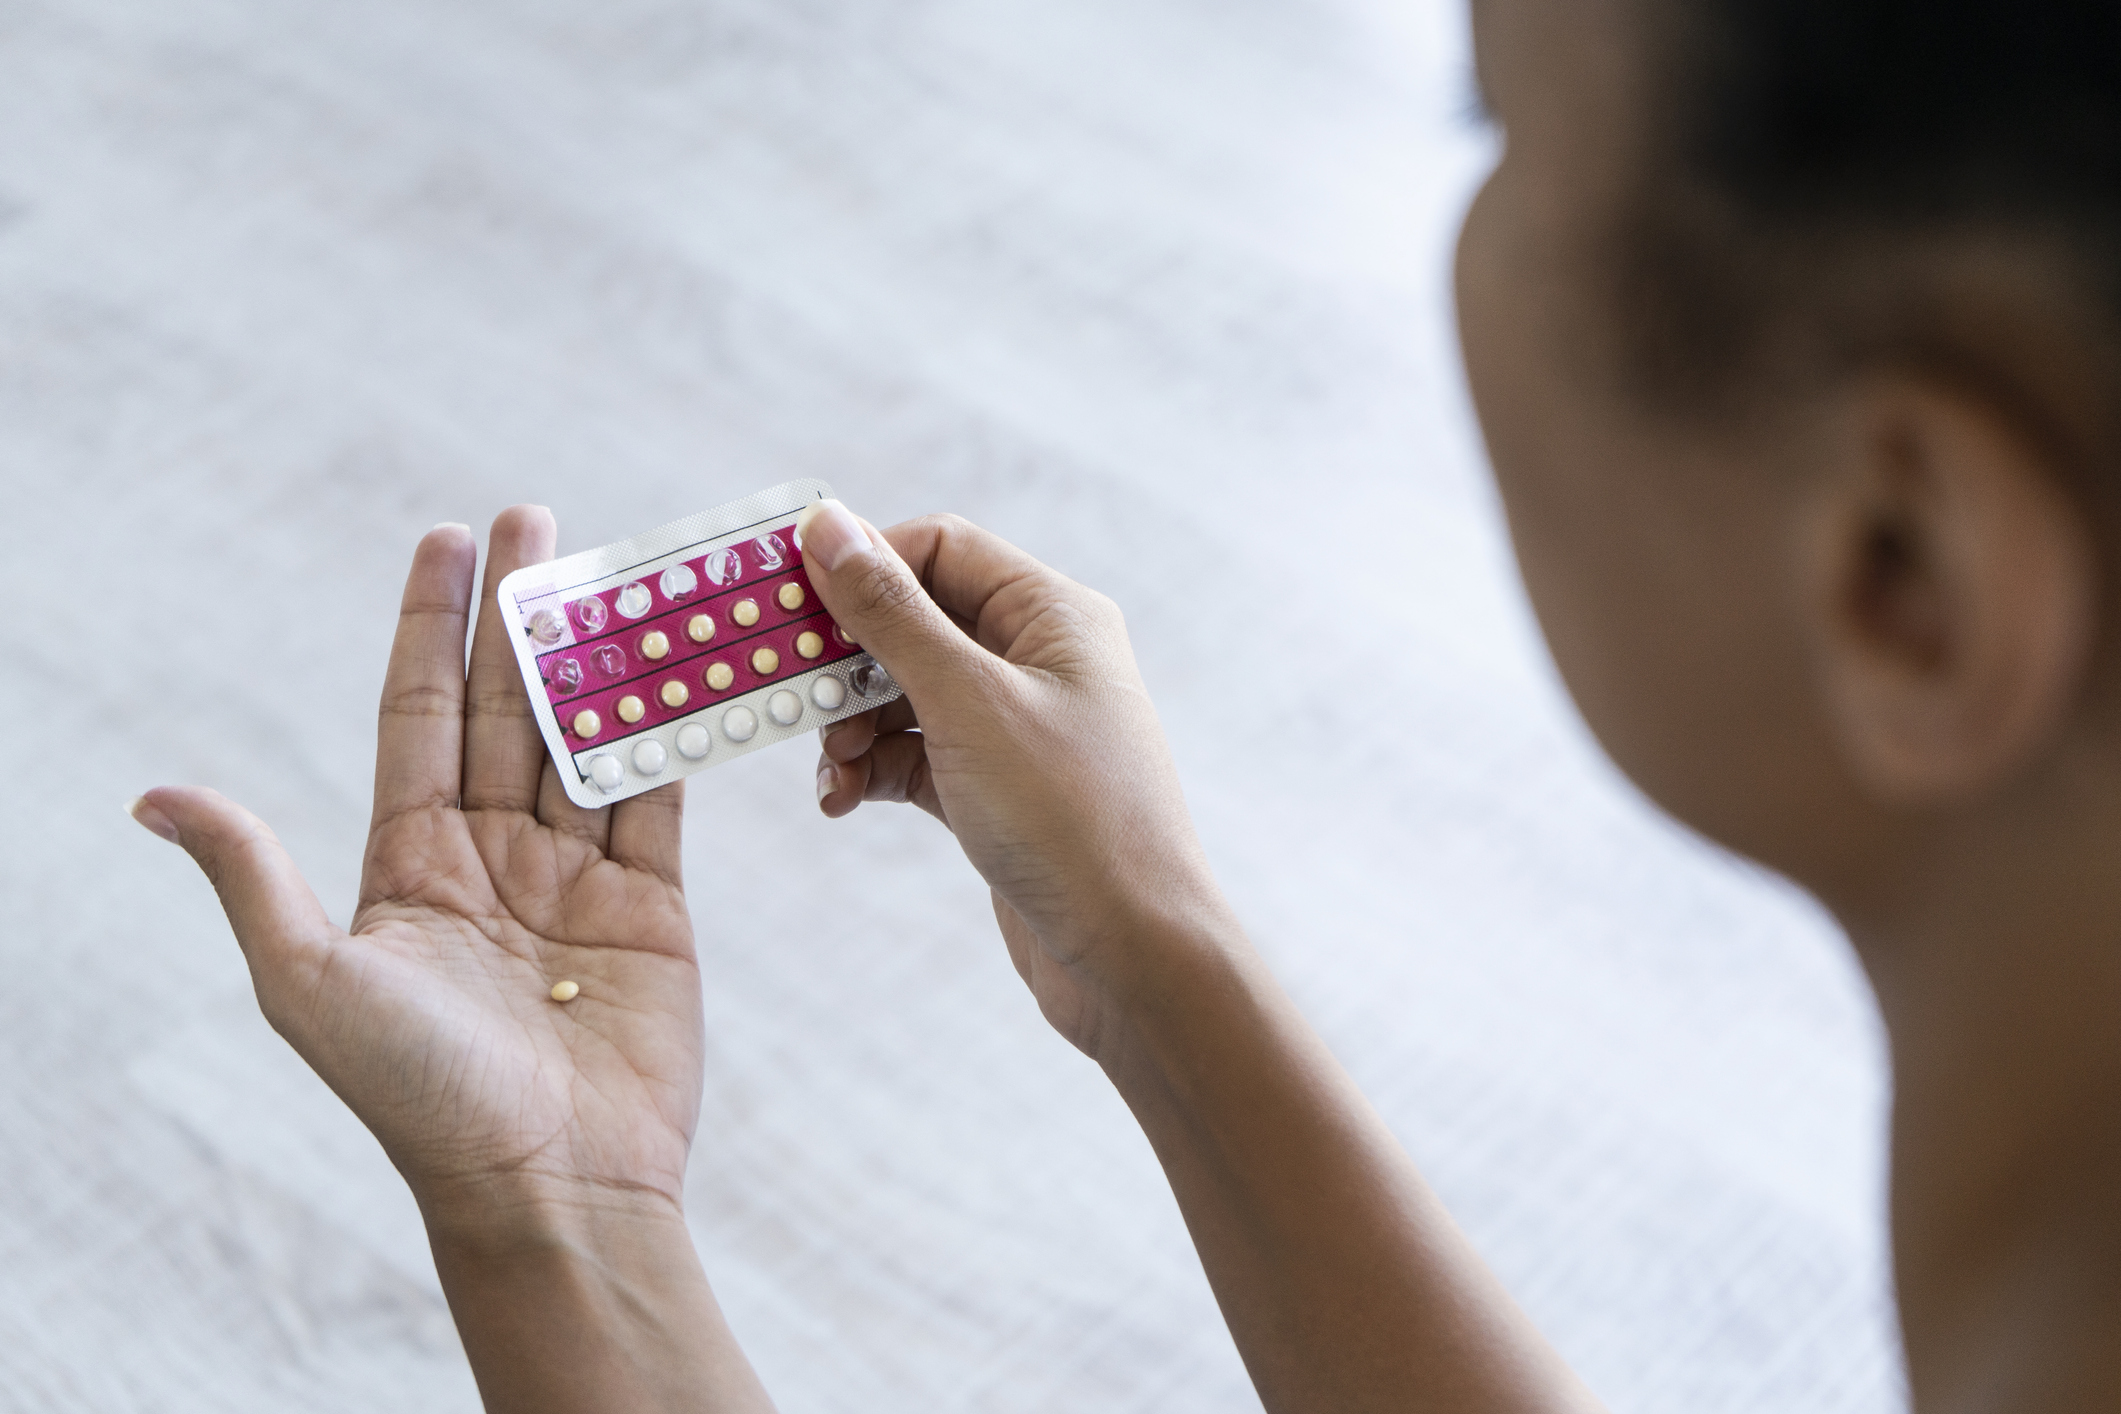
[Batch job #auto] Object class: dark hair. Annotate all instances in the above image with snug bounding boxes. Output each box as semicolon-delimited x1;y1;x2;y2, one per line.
1621;0;2121;413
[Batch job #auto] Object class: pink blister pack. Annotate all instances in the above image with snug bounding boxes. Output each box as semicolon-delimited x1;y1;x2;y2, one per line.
497;479;902;808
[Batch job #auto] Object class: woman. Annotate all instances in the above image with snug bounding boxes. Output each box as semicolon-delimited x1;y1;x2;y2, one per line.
129;0;2121;1407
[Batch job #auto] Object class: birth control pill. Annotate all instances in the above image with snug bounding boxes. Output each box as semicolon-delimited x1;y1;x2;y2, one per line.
615;582;653;619
550;980;580;1002
641;630;670;660
588;755;624;791
767;690;802;727
675;723;711;759
659;680;690;710
777;582;806;612
686;614;715;644
833;623;856;647
704;661;735;691
751;647;780;676
616;695;645;724
732;599;760;628
573;596;608;633
795;630;825;660
572;709;602;739
723;706;758;743
632;739;668;775
659;564;698;599
529;608;568;646
810;675;847;710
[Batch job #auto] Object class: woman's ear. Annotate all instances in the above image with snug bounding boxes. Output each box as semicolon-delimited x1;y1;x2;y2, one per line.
1800;379;2099;804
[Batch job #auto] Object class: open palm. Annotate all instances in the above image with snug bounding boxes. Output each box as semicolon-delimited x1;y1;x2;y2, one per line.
141;508;703;1217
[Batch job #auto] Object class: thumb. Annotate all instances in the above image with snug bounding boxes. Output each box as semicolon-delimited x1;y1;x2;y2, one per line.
130;787;336;976
797;499;987;701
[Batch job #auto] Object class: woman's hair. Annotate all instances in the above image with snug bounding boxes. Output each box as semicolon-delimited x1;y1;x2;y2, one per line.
1620;0;2121;412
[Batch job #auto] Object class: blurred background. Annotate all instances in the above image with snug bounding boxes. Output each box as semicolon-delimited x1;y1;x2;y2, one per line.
0;1;1903;1410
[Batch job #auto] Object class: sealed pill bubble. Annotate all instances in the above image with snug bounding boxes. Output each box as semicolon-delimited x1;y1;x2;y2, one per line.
705;547;743;586
499;480;903;809
529;608;568;646
833;623;856;647
550;980;580;1003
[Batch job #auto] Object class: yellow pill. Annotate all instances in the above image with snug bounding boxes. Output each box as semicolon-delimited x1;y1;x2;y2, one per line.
660;679;690;710
752;646;780;676
640;630;670;660
731;599;760;627
704;662;735;691
550;980;580;1003
686;614;715;644
572;709;602;739
795;630;825;660
616;695;645;724
777;582;806;612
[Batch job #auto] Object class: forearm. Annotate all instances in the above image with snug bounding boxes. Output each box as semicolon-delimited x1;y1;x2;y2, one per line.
1094;918;1601;1414
420;1184;775;1414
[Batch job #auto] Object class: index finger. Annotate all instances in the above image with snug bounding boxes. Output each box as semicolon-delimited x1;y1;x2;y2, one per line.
878;514;1089;659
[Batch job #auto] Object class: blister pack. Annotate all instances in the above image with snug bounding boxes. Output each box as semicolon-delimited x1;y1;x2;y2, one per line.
496;479;901;808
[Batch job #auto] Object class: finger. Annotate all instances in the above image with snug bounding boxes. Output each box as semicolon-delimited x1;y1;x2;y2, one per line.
818;731;946;824
535;755;611;854
372;524;477;826
797;501;1008;708
608;779;685;886
134;787;338;1007
818;697;919;765
876;512;1088;657
463;506;561;815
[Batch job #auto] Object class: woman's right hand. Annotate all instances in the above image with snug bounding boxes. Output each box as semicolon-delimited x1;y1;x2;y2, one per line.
798;500;1239;1058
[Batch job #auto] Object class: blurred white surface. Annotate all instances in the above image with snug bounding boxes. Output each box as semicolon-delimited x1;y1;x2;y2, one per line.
0;1;1903;1409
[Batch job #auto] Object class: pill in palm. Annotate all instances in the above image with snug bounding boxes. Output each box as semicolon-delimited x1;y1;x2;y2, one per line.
550;980;580;1003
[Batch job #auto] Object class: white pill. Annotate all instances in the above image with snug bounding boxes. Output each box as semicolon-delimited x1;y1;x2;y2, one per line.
810;675;847;710
767;690;803;726
588;755;625;792
722;706;759;743
632;739;668;775
615;582;653;618
675;723;712;760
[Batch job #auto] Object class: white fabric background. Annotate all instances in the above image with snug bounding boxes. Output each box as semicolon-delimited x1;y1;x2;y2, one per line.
0;1;1904;1409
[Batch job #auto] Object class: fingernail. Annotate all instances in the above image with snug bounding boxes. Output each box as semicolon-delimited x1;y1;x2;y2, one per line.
795;499;871;574
431;521;471;534
816;765;838;806
127;795;179;843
